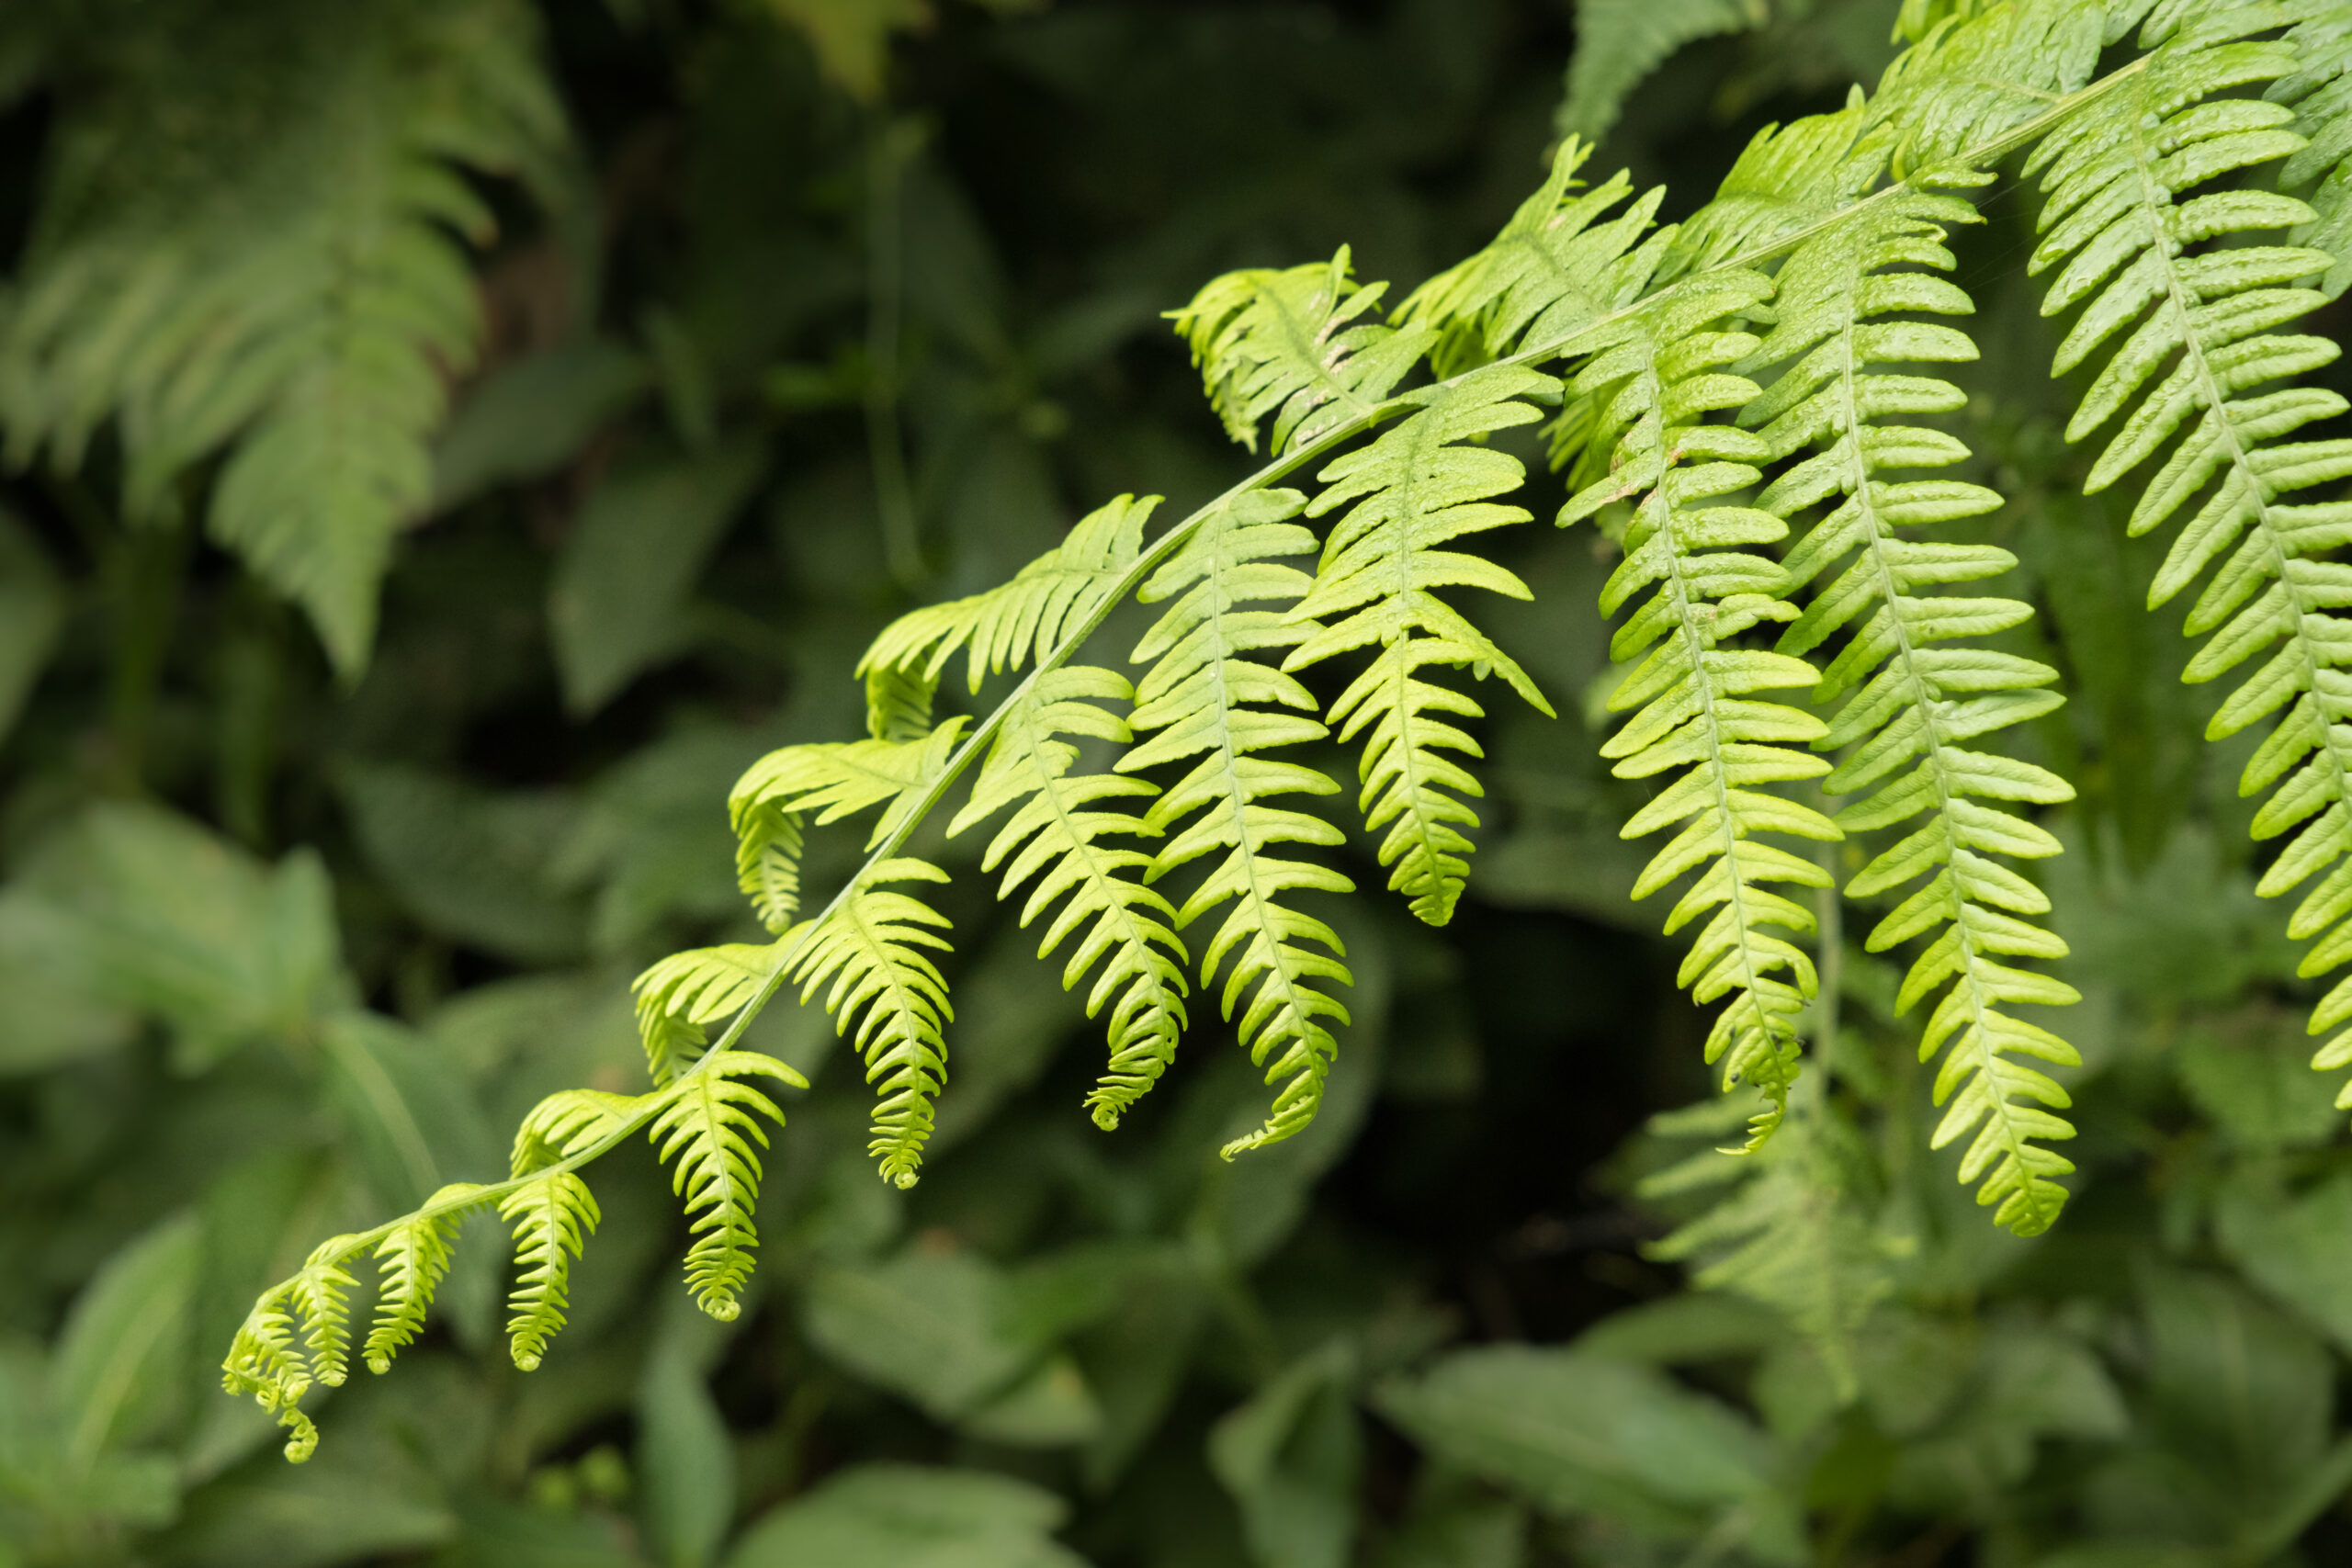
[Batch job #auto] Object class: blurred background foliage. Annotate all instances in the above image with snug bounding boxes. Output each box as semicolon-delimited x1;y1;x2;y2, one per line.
1;0;2349;1564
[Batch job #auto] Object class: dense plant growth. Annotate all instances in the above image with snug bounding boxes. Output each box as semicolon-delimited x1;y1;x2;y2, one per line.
14;0;2352;1564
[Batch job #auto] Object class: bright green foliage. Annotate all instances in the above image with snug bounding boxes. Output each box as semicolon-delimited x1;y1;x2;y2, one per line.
858;493;1159;698
2025;6;2352;1109
1555;0;1767;145
1396;139;1670;371
0;0;562;677
1752;194;2082;1235
1565;271;1839;1150
197;0;2352;1505
947;665;1190;1127
1862;0;2105;175
785;860;956;1186
633;942;779;1083
1119;491;1355;1155
498;1170;598;1372
1288;365;1559;925
650;1053;803;1320
361;1187;480;1373
2274;0;2352;295
1169;250;1434;455
1641;1094;1892;1393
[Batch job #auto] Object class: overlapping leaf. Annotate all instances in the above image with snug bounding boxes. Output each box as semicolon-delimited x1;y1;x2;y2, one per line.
1284;364;1558;925
2025;5;2352;1114
1117;491;1354;1154
1170;251;1433;455
1750;194;2080;1235
1565;270;1839;1150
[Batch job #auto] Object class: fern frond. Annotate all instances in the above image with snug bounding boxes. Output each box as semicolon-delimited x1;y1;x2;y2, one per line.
1170;251;1435;455
286;1243;359;1391
647;1049;803;1320
1555;0;1768;147
0;0;563;675
2274;0;2352;296
734;800;805;936
730;722;971;852
865;661;940;741
1861;0;2107;177
946;664;1191;1127
785;858;956;1186
220;1285;322;1462
1668;103;1883;277
1749;194;2081;1235
514;1089;647;1173
1118;490;1355;1154
1565;271;1841;1150
1283;364;1560;925
497;1169;599;1371
633;942;781;1085
857;493;1160;698
1395;140;1670;374
362;1183;484;1373
2023;8;2352;1113
1643;1098;1893;1395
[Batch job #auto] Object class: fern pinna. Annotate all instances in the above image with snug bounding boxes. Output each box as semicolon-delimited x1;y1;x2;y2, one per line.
230;0;2352;1454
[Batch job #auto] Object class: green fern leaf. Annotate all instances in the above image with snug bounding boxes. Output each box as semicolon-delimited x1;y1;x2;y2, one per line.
362;1184;485;1374
498;1169;599;1371
1748;193;2081;1235
633;942;780;1086
1283;364;1560;925
1863;0;2107;177
1566;270;1841;1150
1642;1096;1893;1393
734;800;805;936
220;1285;322;1462
946;664;1191;1126
1668;100;1883;277
0;0;564;675
647;1049;804;1320
785;858;956;1186
2024;6;2352;1116
858;493;1161;701
2274;0;2352;296
513;1089;648;1172
1118;490;1355;1154
1169;251;1435;455
1555;0;1767;146
1396;138;1671;374
865;661;940;742
285;1243;359;1392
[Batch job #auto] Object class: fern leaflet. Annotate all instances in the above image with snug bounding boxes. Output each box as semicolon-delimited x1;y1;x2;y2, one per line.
858;493;1160;701
649;1051;804;1320
497;1170;599;1372
1169;250;1434;455
1285;364;1560;925
946;665;1190;1126
2024;5;2352;1111
785;858;956;1186
1749;193;2081;1235
1565;271;1842;1150
363;1184;484;1373
1396;139;1670;375
1118;490;1354;1154
633;942;781;1085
